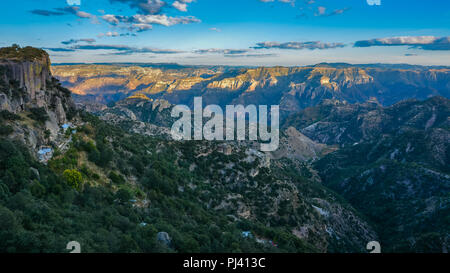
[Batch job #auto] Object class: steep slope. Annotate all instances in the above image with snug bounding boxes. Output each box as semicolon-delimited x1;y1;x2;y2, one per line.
285;97;449;172
94;96;380;252
97;95;331;162
1;47;378;253
52;64;227;103
285;97;450;252
0;45;76;153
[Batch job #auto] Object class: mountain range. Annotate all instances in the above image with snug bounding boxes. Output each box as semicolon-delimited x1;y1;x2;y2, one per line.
0;46;449;253
52;63;450;119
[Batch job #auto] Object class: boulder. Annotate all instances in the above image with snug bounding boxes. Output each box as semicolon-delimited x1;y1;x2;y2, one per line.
157;232;171;247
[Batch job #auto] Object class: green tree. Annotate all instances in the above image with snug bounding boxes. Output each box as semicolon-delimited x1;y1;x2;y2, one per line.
28;107;49;124
109;171;125;184
29;180;46;198
0;205;17;231
0;125;13;136
63;169;83;191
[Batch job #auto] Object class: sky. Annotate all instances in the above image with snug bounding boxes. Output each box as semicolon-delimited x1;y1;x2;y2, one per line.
0;0;449;66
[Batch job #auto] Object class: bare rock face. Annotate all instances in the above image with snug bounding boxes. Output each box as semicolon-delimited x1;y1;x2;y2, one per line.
152;99;171;112
0;46;76;149
271;127;329;161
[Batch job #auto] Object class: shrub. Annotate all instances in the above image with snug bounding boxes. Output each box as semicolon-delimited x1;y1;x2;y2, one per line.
30;180;46;197
109;171;125;184
81;140;96;153
0;110;20;121
0;125;13;136
44;129;51;139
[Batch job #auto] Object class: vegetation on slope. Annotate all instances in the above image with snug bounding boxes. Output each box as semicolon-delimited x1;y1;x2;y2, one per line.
0;45;49;62
0;112;322;253
296;97;450;252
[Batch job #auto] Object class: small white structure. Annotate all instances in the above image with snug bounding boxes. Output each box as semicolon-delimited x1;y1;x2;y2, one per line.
37;146;53;163
61;123;75;133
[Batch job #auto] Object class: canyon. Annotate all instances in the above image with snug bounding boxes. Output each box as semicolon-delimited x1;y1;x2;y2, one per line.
52;63;450;119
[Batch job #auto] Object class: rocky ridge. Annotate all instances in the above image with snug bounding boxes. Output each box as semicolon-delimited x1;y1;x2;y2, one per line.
283;96;450;252
0;46;76;153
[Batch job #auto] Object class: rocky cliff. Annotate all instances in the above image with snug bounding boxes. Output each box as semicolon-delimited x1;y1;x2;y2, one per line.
0;46;76;151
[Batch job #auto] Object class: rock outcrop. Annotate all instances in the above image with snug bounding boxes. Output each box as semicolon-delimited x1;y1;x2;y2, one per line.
0;46;76;149
0;57;51;104
271;127;330;161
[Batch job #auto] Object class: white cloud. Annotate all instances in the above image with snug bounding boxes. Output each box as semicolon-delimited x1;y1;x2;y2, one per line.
253;41;346;50
132;14;200;26
97;32;120;38
173;1;188;12
354;36;450;50
61;38;96;45
194;48;249;55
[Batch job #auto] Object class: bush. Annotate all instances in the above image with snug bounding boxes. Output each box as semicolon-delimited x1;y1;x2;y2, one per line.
28;107;49;124
0;125;13;136
88;142;113;167
63;169;83;191
0;45;48;61
81;140;96;153
29;180;46;197
80;165;100;181
0;205;17;231
109;172;125;184
116;188;133;203
0;110;20;121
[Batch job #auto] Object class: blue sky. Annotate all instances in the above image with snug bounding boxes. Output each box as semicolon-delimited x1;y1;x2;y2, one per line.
0;0;449;65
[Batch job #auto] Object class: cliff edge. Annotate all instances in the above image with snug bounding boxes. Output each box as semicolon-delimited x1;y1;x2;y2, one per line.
0;45;76;154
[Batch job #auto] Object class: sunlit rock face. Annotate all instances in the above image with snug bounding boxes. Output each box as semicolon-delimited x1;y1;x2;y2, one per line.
0;54;51;101
52;63;450;120
1;54;74;118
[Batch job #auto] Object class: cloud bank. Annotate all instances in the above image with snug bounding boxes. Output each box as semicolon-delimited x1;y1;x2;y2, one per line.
253;41;346;50
109;0;167;14
109;0;195;14
30;6;95;19
61;38;96;45
354;36;450;50
71;44;184;55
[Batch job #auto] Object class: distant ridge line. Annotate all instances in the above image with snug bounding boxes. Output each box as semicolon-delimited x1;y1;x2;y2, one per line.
51;62;450;70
